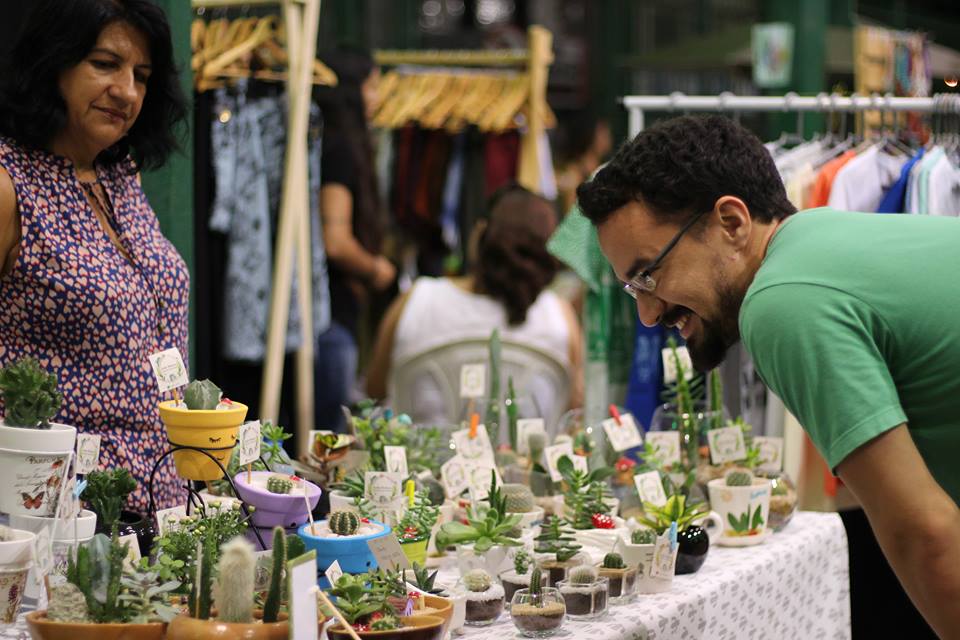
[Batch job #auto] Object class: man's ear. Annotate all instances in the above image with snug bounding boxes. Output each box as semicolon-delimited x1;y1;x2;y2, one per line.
713;196;752;250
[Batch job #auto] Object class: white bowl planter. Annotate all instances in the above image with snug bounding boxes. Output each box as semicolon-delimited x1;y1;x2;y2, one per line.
10;509;97;541
0;528;35;570
0;422;76;517
328;490;360;514
510;506;545;530
570;517;630;564
456;543;512;578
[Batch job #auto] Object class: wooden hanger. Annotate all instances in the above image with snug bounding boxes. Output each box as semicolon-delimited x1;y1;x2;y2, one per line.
203;15;277;79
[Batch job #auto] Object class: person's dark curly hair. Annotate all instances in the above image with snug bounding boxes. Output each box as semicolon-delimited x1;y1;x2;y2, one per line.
474;185;560;326
0;0;188;172
577;115;795;227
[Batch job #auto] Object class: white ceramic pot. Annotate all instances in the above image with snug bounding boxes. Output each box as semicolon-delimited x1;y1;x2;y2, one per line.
10;509;97;541
707;478;772;546
0;422;76;517
427;502;455;555
0;528;35;569
510;506;545;530
614;536;676;594
456;543;512;578
570;517;630;564
328;490;360;514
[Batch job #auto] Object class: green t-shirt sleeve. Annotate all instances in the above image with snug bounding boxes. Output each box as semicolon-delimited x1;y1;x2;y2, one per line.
740;283;907;469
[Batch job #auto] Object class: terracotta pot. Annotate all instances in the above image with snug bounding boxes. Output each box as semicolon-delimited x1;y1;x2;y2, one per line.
328;614;445;640
25;611;165;640
158;400;248;481
166;611;288;640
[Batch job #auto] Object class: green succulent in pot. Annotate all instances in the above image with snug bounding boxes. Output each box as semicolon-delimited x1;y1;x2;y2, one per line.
0;357;62;429
435;471;521;553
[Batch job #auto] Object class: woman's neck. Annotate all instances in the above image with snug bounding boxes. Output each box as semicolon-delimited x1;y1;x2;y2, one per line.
48;131;99;179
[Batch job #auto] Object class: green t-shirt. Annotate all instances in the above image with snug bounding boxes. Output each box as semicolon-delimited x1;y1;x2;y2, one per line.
740;208;960;503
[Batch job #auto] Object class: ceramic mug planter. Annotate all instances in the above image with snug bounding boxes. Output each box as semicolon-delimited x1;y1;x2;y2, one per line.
158;400;248;481
327;614;445;640
0;422;75;517
327;490;360;515
298;518;391;575
166;611;288;639
510;587;565;637
232;471;322;529
707;478;772;546
25;612;166;640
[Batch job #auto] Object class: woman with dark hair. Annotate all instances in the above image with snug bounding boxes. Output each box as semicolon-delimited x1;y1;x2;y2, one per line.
366;185;583;418
313;48;394;431
0;0;189;511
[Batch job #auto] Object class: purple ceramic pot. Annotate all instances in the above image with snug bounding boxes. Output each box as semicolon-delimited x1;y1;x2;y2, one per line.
233;471;322;530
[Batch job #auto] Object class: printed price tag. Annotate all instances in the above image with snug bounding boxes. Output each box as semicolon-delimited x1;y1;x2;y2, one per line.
364;472;404;522
119;533;141;570
544;442;574;482
324;559;343;587
238;421;261;466
646;431;682;466
661;346;694;384
633;470;668;507
602;413;643;452
288;552;320;640
441;455;470;499
148;348;189;393
367;534;410;571
516;418;546;456
452;425;495;465
753;436;784;472
75;434;101;475
648;530;678;579
571;454;590;474
384;446;409;476
706;426;748;464
459;363;486;398
155;505;188;536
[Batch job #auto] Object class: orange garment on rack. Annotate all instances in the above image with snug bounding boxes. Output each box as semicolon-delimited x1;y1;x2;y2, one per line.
807;151;857;208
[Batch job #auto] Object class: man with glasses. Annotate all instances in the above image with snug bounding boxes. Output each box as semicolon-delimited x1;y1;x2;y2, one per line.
576;114;960;639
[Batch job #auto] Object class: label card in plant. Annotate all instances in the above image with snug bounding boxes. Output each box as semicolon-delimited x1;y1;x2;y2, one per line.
367;534;410;571
452;424;495;465
648;530;678;579
543;442;574;482
661;346;694;384
33;526;53;578
238;420;261;466
633;470;668;507
384;446;409;476
118;533;141;570
516;418;546;455
465;463;502;500
155;505;188;536
440;455;470;499
571;454;590;474
602;413;643;452
646;431;682;466
706;426;748;464
753;436;784;472
74;434;101;475
148;347;189;393
364;472;404;522
459;363;486;398
324;559;343;587
288;551;319;640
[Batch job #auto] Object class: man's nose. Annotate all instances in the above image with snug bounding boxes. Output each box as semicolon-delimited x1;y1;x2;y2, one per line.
635;293;665;328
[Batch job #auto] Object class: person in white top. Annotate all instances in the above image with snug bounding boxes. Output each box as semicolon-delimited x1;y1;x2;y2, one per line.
366;185;583;410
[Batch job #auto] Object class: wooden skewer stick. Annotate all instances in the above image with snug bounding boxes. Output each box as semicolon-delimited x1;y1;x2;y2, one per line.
317;588;363;640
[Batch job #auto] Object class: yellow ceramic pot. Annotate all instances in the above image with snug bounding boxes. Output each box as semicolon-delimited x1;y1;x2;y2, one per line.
400;538;428;567
158;400;248;481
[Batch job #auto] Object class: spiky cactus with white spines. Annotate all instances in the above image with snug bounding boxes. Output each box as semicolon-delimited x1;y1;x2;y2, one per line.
463;569;493;592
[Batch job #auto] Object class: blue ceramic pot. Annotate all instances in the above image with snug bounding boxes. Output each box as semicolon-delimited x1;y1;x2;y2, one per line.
298;519;392;576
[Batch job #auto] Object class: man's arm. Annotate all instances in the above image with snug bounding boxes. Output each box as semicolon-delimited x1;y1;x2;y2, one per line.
837;424;960;639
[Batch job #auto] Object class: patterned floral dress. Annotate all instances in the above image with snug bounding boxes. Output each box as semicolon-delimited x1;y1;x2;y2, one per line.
0;137;188;513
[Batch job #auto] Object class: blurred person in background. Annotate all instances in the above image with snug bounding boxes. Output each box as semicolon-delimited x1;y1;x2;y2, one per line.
555;110;613;213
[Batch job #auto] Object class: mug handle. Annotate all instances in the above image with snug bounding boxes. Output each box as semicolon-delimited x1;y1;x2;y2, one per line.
696;511;724;541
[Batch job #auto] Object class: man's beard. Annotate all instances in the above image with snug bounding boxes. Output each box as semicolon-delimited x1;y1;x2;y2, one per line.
687;278;747;372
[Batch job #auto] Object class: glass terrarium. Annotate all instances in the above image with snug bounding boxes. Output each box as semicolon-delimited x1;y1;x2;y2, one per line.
510;587;566;637
756;470;798;532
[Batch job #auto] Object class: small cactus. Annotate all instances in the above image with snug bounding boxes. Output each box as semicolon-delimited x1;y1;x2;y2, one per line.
527;431;546;461
47;583;89;622
529;567;542;597
328;510;360;536
631;529;657;545
184;379;221;410
463;569;492;592
725;470;754;486
513;549;532;575
771;481;788;497
262;527;285;623
213;536;256;624
266;475;293;494
567;565;598;586
502;483;535;513
602;552;625;569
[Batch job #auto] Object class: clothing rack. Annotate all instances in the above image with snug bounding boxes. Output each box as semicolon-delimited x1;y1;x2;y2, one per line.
623;92;960;137
193;0;320;457
373;25;555;196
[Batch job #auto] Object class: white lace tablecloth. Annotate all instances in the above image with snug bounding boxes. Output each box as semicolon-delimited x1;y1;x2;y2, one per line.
0;511;850;640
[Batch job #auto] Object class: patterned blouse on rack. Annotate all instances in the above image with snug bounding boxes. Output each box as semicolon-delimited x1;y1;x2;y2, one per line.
0;137;188;513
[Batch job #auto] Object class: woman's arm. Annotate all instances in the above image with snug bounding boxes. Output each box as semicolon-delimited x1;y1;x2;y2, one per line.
366;289;413;400
0;168;20;278
558;297;584;408
321;184;395;291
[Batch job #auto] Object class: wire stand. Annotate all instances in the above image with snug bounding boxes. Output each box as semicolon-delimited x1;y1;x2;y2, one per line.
146;444;267;549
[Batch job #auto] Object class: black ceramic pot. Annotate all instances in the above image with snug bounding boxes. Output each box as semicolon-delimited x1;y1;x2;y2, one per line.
675;525;709;574
95;510;156;556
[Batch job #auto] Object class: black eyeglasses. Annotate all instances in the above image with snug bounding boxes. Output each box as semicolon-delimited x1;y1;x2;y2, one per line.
622;210;709;299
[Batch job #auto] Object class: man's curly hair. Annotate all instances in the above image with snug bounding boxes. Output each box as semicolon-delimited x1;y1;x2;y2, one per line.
577;115;796;226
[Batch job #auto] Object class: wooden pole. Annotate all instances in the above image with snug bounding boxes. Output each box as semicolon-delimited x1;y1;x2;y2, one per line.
516;25;553;195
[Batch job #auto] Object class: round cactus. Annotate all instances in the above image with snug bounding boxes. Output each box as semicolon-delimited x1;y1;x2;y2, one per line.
725;470;754;486
184;379;222;410
502;483;535;513
463;569;493;592
602;552;625;569
47;583;89;623
328;510;360;536
567;565;598;586
631;529;657;545
266;475;293;494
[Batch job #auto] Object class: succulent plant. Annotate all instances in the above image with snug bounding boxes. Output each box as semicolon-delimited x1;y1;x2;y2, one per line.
567;565;598;586
725;470;754;486
47;583;90;623
409;562;447;596
463;569;493;593
631;529;657;545
81;468;138;535
527;431;546;463
602;553;625;569
184;379;222;410
0;356;62;429
329;510;361;536
502;483;535;513
266;475;293;494
535;516;581;562
513;549;532;575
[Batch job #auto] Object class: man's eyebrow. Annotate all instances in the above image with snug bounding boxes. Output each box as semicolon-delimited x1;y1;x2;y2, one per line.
624;256;650;282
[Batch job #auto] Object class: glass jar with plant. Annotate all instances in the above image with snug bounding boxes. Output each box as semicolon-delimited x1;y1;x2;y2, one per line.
557;565;608;619
510;567;565;637
596;552;637;603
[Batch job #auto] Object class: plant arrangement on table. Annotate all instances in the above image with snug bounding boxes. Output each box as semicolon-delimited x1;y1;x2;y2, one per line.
207;422;295;498
556;455;617;529
557;565;608;619
0;357;76;518
323;572;447;640
461;569;504;626
510;567;566;638
395;490;440;566
533;515;582;585
638;493;711;574
298;509;391;575
366;565;454;637
596;552;636;603
350;402;444;478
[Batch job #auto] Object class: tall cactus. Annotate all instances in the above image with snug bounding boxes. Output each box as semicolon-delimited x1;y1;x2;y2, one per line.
485;329;501;450
506;376;518;451
190;535;217;619
529;567;543;607
214;537;256;624
262;527;285;623
709;369;724;430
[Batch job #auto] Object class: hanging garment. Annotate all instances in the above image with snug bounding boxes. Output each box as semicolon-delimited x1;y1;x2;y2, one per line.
623;323;665;431
926;152;960;216
440;131;467;250
876;148;925;213
484;131;520;196
537;131;558;200
917;147;945;215
827;145;907;212
905;149;928;213
784;162;816;210
0;137;188;512
807;151;857;208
